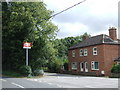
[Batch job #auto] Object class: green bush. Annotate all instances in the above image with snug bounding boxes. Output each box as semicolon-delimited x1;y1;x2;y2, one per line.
111;64;120;73
34;69;44;76
48;59;63;73
19;65;32;76
64;62;68;71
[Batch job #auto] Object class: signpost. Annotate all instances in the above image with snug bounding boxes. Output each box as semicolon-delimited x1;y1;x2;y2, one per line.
23;42;32;66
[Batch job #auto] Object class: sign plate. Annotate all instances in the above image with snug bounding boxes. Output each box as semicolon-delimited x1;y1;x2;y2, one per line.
23;42;32;49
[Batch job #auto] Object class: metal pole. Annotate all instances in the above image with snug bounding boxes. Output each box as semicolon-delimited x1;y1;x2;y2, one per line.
26;48;28;66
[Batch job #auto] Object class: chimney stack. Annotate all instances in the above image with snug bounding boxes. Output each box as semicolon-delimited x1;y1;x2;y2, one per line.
109;27;117;41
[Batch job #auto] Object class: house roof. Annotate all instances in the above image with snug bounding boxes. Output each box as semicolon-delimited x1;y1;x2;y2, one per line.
69;34;120;50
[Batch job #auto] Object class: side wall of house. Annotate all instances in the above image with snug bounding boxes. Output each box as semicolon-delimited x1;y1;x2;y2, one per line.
102;44;119;76
119;44;120;56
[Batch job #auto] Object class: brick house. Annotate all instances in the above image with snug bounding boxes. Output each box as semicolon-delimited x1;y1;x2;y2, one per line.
68;27;120;76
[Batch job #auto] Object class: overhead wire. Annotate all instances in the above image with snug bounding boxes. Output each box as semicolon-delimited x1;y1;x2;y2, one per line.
51;0;86;17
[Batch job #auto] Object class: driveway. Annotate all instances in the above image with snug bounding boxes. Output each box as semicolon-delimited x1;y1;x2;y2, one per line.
1;72;119;89
27;72;118;88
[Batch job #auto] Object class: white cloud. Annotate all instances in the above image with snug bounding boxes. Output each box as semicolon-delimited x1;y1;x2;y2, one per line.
56;22;89;38
43;0;119;38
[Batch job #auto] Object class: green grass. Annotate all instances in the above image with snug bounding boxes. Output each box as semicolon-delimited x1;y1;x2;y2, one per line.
2;70;24;78
2;70;44;78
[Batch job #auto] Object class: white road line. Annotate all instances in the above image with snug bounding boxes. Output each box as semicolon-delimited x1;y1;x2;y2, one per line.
0;79;6;82
48;83;52;85
84;85;94;88
57;84;62;87
43;81;46;82
11;82;25;88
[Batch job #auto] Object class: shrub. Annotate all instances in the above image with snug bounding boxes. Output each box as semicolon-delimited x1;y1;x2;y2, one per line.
48;58;63;73
19;65;32;76
64;62;68;71
34;69;44;76
111;64;120;73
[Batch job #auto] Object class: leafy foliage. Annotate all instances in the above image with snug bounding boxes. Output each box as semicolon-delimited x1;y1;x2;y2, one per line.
111;64;120;73
34;69;44;76
19;65;32;76
2;2;58;71
48;58;63;73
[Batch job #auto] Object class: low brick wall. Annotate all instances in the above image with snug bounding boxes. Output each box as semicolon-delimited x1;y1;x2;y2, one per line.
110;73;120;78
60;70;98;76
60;70;70;74
79;72;97;76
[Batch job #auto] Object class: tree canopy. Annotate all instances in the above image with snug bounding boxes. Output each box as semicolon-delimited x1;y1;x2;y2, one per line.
2;1;58;70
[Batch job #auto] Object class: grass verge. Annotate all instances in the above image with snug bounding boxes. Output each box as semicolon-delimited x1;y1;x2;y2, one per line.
2;70;23;78
2;70;44;78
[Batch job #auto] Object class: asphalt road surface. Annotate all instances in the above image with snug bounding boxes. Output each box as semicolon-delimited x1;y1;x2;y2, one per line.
1;72;119;89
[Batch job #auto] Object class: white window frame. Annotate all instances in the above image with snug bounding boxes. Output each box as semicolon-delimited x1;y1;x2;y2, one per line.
80;62;84;71
71;62;77;70
80;49;83;56
72;50;75;57
91;61;99;70
93;47;97;55
84;49;88;56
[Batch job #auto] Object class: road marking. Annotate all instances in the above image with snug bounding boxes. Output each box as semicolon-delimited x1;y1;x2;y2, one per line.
57;84;62;87
0;79;6;82
43;80;46;82
48;83;52;85
84;85;94;88
11;82;24;88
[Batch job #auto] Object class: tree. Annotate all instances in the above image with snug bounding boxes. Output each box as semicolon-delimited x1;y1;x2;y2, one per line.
2;1;58;71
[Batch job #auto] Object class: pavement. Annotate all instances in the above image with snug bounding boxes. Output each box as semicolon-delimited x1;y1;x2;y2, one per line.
1;72;119;89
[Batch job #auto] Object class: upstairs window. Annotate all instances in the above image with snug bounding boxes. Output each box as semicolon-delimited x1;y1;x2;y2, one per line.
71;62;77;70
91;61;99;70
80;49;83;56
93;47;97;55
84;49;88;56
72;50;75;57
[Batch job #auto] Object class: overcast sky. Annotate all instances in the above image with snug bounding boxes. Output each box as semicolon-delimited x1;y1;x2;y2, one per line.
43;0;119;39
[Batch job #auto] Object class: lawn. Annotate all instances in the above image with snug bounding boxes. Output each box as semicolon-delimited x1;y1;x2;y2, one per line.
2;70;23;78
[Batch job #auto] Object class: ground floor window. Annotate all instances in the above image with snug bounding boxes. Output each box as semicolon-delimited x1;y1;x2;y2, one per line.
71;62;77;70
91;61;99;70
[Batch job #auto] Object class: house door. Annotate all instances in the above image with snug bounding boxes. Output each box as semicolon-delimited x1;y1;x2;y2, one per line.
85;62;88;72
80;62;84;72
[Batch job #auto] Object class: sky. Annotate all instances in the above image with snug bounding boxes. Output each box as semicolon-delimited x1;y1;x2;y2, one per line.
42;0;119;39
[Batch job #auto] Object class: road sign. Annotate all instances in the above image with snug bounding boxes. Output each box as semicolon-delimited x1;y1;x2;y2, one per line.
23;42;32;49
23;42;32;66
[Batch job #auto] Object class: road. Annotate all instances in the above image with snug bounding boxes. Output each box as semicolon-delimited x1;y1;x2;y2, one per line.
1;72;119;89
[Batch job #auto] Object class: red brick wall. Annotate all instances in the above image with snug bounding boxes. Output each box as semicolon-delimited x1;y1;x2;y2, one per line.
103;44;119;76
118;44;120;65
68;44;119;76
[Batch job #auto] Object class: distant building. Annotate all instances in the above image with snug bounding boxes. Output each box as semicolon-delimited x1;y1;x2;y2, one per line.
68;27;120;76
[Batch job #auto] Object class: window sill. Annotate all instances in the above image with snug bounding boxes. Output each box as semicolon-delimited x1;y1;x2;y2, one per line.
91;69;99;70
72;68;77;70
93;54;97;56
